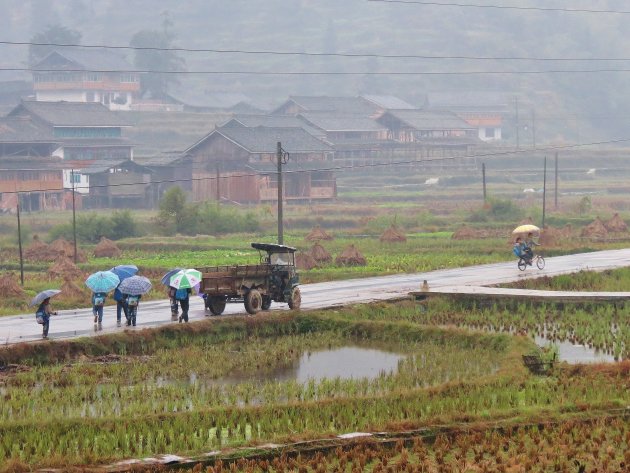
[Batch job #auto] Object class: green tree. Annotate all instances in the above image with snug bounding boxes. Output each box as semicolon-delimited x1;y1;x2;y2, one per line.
29;24;82;66
129;12;186;97
157;186;198;235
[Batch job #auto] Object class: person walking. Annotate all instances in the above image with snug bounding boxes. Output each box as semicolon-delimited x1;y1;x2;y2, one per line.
168;286;179;319
92;291;107;328
113;287;128;327
36;297;57;339
176;287;192;323
125;293;141;327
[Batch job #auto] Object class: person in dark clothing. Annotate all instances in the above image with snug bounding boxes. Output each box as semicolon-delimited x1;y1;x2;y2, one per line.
36;297;57;339
113;287;128;327
168;286;179;319
92;291;107;327
176;288;192;323
125;294;141;327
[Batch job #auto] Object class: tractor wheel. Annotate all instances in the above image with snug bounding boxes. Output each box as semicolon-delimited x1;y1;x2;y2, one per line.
244;289;263;315
287;287;302;310
207;296;227;316
261;295;272;310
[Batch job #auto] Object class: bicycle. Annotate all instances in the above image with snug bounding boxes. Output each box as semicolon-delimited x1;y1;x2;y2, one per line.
517;253;545;271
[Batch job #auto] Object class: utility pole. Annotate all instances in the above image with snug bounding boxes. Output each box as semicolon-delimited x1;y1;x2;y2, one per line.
531;109;536;149
16;193;24;286
482;162;487;202
554;152;559;210
215;163;221;204
71;169;77;263
515;97;520;149
276;142;289;245
542;156;547;228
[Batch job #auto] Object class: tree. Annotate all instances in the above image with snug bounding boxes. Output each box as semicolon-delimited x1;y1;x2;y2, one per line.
129;12;186;97
29;24;82;66
157;186;198;235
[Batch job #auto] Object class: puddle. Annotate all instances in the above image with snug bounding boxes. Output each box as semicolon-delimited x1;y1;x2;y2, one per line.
534;336;616;364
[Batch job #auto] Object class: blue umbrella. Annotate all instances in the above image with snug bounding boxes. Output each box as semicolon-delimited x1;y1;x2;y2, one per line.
118;275;152;296
110;265;138;282
161;268;183;286
85;271;120;293
29;289;61;307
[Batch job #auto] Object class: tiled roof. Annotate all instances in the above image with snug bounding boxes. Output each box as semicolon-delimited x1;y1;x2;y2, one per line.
189;126;333;154
278;96;377;115
33;49;134;71
0;117;57;142
222;115;323;137
135;153;190;166
381;110;475;130
298;113;387;132
9;100;133;127
361;95;416;110
426;91;510;109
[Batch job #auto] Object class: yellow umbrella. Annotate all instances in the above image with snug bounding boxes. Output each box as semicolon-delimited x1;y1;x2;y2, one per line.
512;224;540;234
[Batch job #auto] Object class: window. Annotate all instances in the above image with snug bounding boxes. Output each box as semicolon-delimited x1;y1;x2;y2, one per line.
86;73;101;82
119;74;138;83
485;128;496;139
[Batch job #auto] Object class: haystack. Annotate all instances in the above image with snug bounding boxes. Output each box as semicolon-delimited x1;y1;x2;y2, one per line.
380;225;407;243
452;225;479;240
60;276;88;300
94;237;122;258
295;252;319;270
335;244;367;266
539;226;561;247
604;213;628;233
309;242;332;264
580;217;608;238
24;235;55;261
305;225;333;241
48;257;80;280
0;272;25;298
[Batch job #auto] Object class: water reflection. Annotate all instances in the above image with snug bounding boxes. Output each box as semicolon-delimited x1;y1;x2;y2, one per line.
534;336;616;364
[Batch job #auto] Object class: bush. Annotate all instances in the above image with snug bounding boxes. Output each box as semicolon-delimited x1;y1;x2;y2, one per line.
48;212;140;243
196;203;260;234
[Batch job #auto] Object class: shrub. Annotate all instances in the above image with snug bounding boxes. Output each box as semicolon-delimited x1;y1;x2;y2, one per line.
48;212;140;243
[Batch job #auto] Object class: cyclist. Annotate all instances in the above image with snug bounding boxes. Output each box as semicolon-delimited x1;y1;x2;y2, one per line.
523;232;540;265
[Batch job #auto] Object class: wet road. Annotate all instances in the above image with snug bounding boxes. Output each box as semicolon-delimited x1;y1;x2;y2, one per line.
2;248;629;345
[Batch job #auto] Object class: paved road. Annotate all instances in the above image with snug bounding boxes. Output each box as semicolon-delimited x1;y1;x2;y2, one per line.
2;248;630;345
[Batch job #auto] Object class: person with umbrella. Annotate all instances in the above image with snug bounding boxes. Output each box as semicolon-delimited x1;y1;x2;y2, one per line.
170;269;201;323
111;265;138;327
118;275;152;327
85;271;120;328
30;289;60;339
161;268;182;320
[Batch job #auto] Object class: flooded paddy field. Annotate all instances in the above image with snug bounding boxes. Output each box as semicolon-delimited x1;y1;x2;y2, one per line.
0;301;629;470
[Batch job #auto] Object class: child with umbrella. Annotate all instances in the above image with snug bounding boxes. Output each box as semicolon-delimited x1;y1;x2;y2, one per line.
30;289;60;339
110;265;138;327
169;269;201;324
117;275;152;327
85;271;120;328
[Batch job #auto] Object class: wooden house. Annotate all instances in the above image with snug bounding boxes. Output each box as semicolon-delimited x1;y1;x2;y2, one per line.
425;92;508;142
0;157;66;212
134;152;193;206
184;126;335;203
32;49;140;110
7;100;134;161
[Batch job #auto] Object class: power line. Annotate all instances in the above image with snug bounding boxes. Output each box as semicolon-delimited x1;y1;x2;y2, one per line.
4;39;630;62
366;0;630;14
16;66;630;76
4;137;629;196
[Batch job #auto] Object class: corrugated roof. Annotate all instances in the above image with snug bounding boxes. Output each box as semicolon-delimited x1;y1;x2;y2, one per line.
0;117;57;142
361;95;416;110
189;126;333;154
298;113;386;132
33;48;134;71
381;110;475;130
9;100;133;127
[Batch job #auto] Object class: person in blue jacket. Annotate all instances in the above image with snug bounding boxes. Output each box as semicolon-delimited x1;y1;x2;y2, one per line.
92;291;107;327
113;287;128;327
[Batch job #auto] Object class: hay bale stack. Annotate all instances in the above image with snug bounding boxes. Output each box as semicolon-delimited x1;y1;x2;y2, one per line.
335;244;367;266
48;257;81;280
604;213;628;233
0;272;25;297
295;252;319;270
60;276;88;300
452;225;479;240
49;238;88;263
380;225;407;243
305;225;333;241
94;237;122;258
309;242;332;264
580;217;608;238
24;235;55;261
539;226;561;247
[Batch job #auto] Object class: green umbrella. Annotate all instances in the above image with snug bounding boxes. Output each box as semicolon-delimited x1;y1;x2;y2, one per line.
169;269;202;290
